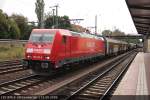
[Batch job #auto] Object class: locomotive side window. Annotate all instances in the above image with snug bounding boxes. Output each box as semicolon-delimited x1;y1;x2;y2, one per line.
62;36;67;44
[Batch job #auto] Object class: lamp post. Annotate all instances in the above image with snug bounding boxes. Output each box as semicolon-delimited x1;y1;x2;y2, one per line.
50;4;59;28
95;15;97;34
52;9;55;28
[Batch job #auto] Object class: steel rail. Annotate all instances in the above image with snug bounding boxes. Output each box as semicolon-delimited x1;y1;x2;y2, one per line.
0;74;38;95
64;51;137;100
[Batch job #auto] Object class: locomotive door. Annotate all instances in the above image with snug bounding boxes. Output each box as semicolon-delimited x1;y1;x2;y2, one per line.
62;35;70;57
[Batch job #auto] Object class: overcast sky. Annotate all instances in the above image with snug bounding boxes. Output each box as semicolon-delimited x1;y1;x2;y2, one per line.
0;0;137;34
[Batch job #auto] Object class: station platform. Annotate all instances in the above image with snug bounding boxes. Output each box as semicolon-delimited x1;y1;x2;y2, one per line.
113;52;150;96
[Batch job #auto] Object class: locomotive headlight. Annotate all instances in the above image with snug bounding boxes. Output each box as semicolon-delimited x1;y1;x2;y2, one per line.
44;49;51;54
45;56;50;60
26;48;33;53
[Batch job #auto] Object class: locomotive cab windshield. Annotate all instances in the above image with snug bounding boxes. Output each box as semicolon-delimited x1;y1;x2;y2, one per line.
29;32;55;43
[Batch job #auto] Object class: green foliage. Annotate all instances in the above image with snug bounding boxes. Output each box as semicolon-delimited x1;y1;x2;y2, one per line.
59;15;71;29
25;23;37;39
102;29;140;44
44;16;53;28
44;15;71;29
125;34;141;44
0;9;36;39
70;24;86;32
8;19;20;39
102;30;112;36
35;0;45;28
10;14;32;39
0;9;20;39
102;29;125;36
112;29;125;36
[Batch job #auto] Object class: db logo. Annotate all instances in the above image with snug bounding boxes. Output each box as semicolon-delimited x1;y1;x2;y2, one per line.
38;45;41;48
86;42;95;48
34;49;42;52
33;56;41;59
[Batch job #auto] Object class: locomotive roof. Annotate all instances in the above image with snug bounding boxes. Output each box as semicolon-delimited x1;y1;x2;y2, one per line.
32;29;104;40
70;31;104;40
32;29;71;34
105;37;128;44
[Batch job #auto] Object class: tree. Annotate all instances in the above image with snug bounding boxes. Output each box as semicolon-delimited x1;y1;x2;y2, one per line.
0;9;9;38
0;9;20;39
112;29;125;36
59;15;71;29
8;19;20;39
102;29;140;44
44;15;71;29
10;14;37;39
102;29;125;36
44;16;53;28
10;14;29;39
126;34;141;44
70;24;86;32
35;0;45;28
102;30;112;36
25;23;37;39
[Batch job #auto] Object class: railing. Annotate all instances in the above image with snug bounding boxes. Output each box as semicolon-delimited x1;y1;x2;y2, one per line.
0;39;27;44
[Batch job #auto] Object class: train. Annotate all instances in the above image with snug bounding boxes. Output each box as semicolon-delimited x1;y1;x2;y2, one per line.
23;29;136;75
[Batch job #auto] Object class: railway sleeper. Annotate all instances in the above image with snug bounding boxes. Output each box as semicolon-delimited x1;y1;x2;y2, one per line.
90;85;108;89
1;87;13;91
25;80;37;83
88;87;107;91
13;93;21;95
8;85;20;89
97;80;111;83
92;83;108;87
77;94;101;100
15;83;26;87
100;77;112;81
0;91;6;94
81;90;103;96
20;82;32;85
87;88;106;93
96;81;111;84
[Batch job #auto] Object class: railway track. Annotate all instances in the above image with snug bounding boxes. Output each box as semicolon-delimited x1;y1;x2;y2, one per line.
0;65;25;75
0;50;137;97
48;51;137;100
0;59;21;67
0;59;26;75
0;75;44;95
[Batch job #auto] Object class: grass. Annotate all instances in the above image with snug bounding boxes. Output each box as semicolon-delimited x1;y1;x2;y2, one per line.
0;43;25;61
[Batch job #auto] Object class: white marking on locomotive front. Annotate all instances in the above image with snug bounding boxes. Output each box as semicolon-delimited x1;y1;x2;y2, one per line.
38;45;41;48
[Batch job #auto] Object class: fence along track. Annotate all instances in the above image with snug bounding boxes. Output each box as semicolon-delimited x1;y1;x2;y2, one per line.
0;39;27;44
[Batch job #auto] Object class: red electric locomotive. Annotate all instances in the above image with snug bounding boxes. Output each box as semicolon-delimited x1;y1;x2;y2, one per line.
23;29;105;75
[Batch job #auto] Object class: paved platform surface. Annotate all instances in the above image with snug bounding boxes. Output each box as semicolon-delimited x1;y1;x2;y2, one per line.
113;52;150;96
